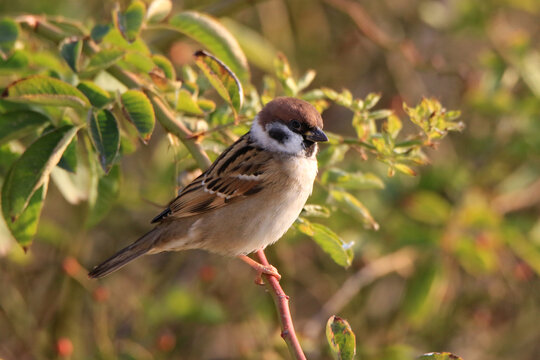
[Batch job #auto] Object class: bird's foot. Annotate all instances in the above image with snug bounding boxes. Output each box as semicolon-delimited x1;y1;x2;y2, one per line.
238;255;281;284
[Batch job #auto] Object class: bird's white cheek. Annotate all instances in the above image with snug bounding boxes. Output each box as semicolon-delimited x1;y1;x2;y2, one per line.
251;119;305;155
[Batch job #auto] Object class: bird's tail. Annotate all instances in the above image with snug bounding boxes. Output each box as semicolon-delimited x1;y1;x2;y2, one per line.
88;228;160;279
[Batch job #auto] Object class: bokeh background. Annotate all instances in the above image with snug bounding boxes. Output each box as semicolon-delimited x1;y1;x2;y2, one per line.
1;0;539;359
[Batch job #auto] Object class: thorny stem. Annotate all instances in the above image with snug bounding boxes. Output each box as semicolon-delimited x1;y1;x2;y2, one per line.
256;250;307;360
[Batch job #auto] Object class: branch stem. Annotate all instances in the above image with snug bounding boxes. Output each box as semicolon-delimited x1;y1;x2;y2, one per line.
256;250;306;360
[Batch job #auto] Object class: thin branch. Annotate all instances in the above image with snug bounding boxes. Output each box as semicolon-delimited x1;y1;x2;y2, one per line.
256;250;307;360
302;248;417;340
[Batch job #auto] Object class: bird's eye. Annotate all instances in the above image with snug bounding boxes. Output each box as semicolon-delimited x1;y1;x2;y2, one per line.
290;120;301;130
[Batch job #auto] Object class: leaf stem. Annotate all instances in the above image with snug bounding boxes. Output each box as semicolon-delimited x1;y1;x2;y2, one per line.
256;250;307;360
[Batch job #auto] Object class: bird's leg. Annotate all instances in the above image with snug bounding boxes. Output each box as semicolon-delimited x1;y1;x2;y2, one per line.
238;255;281;284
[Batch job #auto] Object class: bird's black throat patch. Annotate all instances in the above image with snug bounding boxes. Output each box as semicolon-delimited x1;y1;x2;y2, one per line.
269;127;288;144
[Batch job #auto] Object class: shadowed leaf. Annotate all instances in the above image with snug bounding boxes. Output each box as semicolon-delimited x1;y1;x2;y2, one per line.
77;81;112;108
114;1;146;43
0;111;50;146
1;125;80;221
0;18;19;59
89;109;120;173
59;37;83;72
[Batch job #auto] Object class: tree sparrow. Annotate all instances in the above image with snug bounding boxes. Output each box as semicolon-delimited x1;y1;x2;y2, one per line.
88;97;328;280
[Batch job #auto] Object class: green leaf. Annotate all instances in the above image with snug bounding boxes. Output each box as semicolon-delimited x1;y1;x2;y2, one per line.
77;81;112;108
297;70;316;93
1;125;80;221
0;18;19;59
146;0;172;23
59;37;83;72
418;353;463;360
84;48;125;74
176;89;204;115
121;51;155;73
2;182;47;248
403;261;443;326
394;163;417;176
0;111;50;146
0;50;29;70
85;164;121;228
57;137;78;173
114;1;146;43
326;315;356;360
322;168;385;190
3;76;90;109
89;109;120;172
197;98;216;113
194;50;243;113
169;11;249;84
120;90;155;143
296;219;354;267
152;54;176;80
330;189;379;230
90;24;111;43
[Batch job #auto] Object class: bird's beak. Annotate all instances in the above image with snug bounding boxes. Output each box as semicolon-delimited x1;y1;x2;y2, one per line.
304;128;328;142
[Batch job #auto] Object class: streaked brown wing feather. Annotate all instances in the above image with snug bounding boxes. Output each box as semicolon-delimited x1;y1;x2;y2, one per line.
152;133;272;222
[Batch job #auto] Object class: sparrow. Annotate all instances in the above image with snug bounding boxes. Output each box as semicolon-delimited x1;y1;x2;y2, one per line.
88;97;328;280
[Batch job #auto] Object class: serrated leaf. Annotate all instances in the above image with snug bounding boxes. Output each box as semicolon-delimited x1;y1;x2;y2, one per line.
84;48;124;73
89;109;120;172
0;18;19;60
194;50;243;113
77;81;112;108
85;164;120;228
152;54;176;80
330;189;379;230
146;0;172;23
418;353;463;360
59;37;83;72
3;76;90;108
114;1;146;43
296;219;354;267
1;125;80;221
0;111;50;146
326;316;356;360
169;11;249;84
120;90;155;143
322;168;385;190
2;181;47;248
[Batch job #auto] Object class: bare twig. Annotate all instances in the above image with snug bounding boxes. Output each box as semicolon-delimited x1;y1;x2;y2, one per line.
256;250;307;360
303;248;417;339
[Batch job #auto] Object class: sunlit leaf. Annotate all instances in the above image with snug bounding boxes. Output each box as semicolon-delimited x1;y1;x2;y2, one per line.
297;70;316;93
84;48;124;74
296;219;354;267
194;50;243;113
120;90;155;143
0;50;29;70
0;18;19;59
114;1;146;43
59;37;83;73
326;315;356;360
403;191;451;225
146;0;172;23
1;125;80;221
175;89;204;115
86;164;120;228
322;168;385;190
77;81;112;108
89;109;120;173
0;111;50;146
3;76;90;108
330;189;379;230
302;204;331;218
169;11;249;84
394;163;417;176
152;54;176;80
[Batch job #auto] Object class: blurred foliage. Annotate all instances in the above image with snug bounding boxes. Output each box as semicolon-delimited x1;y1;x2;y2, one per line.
0;0;539;359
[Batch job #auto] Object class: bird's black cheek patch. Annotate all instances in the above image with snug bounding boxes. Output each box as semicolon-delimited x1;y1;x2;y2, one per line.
269;127;288;144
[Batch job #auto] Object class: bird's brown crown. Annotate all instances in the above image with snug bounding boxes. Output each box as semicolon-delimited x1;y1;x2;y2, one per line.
258;97;324;129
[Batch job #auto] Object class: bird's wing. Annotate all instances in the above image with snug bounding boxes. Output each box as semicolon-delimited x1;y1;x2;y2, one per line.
151;134;274;222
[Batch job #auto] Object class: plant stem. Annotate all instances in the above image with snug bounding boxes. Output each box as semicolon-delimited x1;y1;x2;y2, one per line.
256;250;307;360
